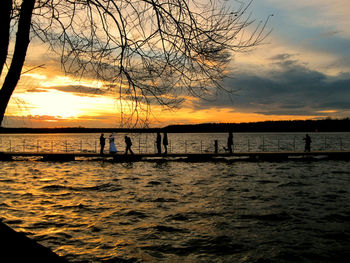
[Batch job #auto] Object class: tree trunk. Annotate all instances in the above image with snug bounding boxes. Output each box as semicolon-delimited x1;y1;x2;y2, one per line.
0;0;12;77
0;0;35;127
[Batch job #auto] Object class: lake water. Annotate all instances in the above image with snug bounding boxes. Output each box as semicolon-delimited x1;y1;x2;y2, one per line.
1;133;350;262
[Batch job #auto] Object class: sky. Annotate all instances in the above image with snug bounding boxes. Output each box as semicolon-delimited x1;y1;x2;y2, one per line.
2;0;350;128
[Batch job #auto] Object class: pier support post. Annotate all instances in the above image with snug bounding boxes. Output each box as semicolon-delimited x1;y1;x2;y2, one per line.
340;138;343;151
262;137;265;152
214;140;218;154
293;137;296;151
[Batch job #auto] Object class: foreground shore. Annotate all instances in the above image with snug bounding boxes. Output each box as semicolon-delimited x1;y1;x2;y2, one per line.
0;221;68;263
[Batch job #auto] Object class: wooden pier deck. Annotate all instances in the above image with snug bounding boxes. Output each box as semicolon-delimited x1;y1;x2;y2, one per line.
1;151;350;161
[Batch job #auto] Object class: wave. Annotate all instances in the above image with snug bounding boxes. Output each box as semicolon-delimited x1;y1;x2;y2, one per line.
76;183;122;192
3;219;23;225
40;184;69;192
0;202;10;208
153;197;178;203
26;221;67;231
40;183;122;193
125;210;149;219
278;181;309;187
240;211;292;222
142;235;242;257
0;179;15;183
146;181;162;186
166;213;189;221
154;225;188;233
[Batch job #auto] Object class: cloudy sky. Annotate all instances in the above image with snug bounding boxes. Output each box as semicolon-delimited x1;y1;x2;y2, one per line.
3;0;350;128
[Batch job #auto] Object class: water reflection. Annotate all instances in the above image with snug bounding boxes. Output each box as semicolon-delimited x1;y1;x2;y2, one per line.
0;144;350;262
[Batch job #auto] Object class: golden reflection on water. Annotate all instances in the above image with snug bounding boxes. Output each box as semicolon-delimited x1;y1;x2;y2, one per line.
1;137;350;262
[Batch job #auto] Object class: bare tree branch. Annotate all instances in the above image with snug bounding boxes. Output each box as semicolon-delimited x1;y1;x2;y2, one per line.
1;0;270;127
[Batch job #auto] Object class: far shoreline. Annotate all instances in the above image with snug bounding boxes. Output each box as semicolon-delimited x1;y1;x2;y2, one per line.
1;119;350;134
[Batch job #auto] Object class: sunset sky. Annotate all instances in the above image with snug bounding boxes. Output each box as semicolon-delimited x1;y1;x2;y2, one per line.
3;0;350;128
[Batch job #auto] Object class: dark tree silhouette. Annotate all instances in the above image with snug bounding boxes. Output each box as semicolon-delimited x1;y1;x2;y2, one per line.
0;0;270;126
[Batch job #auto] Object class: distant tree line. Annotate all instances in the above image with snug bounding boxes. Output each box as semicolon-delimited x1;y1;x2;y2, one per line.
165;118;350;133
1;119;350;133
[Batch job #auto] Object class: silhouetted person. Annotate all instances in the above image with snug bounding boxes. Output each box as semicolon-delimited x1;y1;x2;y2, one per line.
156;132;161;154
163;132;168;154
124;136;134;155
109;133;117;154
99;133;106;155
304;134;311;152
227;131;233;154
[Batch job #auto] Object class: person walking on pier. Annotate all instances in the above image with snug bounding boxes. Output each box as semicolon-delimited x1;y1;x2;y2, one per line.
156;132;161;154
109;133;117;154
99;133;106;155
163;132;168;154
125;136;134;155
304;134;312;152
227;131;233;154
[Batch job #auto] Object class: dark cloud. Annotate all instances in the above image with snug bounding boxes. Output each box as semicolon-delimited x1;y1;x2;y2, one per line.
318;101;350;110
26;88;49;93
254;110;320;116
193;54;350;118
52;85;107;96
270;53;294;61
26;85;107;96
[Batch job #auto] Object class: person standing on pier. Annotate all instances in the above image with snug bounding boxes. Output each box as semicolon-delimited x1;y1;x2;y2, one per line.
156;132;162;154
109;133;117;154
304;134;312;152
163;132;168;154
227;131;233;154
125;136;134;155
99;133;106;155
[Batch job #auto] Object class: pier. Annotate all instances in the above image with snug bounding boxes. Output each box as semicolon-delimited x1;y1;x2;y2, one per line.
1;150;350;162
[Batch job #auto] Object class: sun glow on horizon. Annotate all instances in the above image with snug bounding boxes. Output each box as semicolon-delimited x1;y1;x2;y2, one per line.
12;90;118;119
5;71;333;127
39;75;106;89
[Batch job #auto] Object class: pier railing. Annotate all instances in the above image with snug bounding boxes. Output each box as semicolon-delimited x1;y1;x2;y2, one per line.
0;135;349;154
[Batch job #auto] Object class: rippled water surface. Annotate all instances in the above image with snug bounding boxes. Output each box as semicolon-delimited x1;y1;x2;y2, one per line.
1;133;350;262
